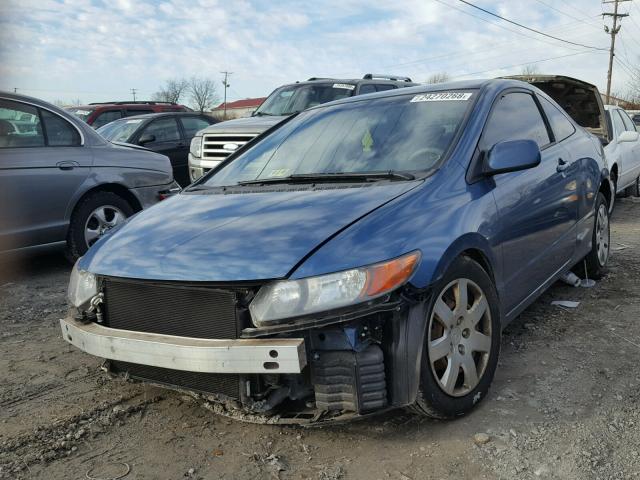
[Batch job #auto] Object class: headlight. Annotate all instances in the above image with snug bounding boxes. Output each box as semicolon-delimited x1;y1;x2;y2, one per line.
189;136;202;158
67;261;97;308
249;251;420;327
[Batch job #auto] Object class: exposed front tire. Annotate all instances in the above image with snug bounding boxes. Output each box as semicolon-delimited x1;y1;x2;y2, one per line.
583;192;610;279
412;256;501;419
65;191;133;263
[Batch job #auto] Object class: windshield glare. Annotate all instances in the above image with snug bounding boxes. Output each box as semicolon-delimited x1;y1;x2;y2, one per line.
254;83;356;116
97;119;144;142
202;91;475;187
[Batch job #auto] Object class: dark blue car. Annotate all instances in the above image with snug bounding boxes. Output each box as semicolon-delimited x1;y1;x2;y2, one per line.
62;78;611;423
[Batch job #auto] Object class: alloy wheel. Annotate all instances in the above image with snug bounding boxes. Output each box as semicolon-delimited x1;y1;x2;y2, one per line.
596;203;610;266
428;278;492;397
84;205;126;248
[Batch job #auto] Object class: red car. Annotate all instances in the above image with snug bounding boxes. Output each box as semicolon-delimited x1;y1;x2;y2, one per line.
65;101;190;129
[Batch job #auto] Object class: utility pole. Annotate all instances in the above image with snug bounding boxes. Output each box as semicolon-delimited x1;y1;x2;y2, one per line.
13;87;17;93
130;88;138;101
220;71;232;120
603;0;631;104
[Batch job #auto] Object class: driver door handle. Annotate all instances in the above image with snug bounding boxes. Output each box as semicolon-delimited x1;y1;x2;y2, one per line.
556;158;568;172
56;161;79;171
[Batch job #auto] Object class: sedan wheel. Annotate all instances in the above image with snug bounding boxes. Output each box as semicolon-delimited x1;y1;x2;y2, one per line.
412;256;500;419
595;203;610;267
84;205;127;248
428;278;492;397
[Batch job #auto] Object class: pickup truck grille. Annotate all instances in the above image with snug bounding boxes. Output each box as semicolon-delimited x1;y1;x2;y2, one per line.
202;133;259;161
102;278;238;339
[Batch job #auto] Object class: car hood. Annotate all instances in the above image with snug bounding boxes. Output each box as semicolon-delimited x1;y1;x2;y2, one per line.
199;115;286;135
79;182;421;282
505;75;610;141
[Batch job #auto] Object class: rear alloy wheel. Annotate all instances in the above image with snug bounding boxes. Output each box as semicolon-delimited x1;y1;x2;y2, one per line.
412;256;500;419
65;191;134;262
583;192;610;279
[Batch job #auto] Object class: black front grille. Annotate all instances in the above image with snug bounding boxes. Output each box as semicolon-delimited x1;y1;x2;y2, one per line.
103;278;238;339
111;361;240;399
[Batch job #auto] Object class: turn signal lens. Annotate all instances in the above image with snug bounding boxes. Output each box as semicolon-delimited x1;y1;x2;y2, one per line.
364;251;421;297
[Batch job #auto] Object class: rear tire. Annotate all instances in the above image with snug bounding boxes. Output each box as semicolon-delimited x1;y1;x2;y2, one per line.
411;256;501;419
65;191;133;263
583;192;610;279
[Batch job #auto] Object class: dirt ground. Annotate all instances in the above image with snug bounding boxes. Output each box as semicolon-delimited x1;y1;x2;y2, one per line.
1;198;640;480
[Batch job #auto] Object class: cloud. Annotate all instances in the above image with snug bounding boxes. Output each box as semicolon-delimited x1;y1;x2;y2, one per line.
0;0;637;104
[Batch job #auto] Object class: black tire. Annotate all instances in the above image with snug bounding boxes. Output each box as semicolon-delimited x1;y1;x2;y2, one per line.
411;256;501;419
65;191;134;263
583;192;610;279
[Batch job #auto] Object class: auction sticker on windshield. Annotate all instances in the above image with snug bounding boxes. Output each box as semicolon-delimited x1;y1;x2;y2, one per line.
333;84;356;90
410;92;473;102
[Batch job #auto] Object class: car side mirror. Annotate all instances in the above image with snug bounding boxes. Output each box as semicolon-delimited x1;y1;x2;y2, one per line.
138;133;156;145
619;131;639;143
484;140;541;176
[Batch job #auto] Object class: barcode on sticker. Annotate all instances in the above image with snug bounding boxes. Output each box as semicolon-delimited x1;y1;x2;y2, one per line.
333;83;356;90
411;92;473;102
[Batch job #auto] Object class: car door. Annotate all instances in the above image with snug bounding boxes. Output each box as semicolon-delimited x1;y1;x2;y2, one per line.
134;116;183;181
483;91;579;316
0;99;91;250
617;109;640;186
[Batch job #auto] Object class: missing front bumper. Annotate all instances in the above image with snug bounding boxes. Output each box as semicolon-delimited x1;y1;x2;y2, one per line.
60;317;307;374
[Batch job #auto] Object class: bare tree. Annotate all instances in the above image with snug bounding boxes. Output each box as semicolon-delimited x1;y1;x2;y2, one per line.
188;77;220;113
152;78;189;104
519;64;540;76
425;72;451;84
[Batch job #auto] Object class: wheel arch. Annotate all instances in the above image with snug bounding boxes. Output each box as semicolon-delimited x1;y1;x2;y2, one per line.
67;183;143;222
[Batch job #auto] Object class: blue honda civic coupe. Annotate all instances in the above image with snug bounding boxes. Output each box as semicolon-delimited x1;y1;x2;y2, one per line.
62;78;611;423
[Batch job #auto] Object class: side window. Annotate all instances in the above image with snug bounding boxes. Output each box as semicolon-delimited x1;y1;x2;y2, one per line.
618;110;636;132
125;109;153;117
611;110;626;137
93;110;122;129
375;84;396;92
538;96;575;143
180;116;212;137
142;117;180;142
0;99;45;148
482;92;550;149
41;110;80;146
358;85;377;95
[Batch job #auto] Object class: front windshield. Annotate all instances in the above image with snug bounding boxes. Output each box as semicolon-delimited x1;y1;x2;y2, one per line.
201;90;475;187
97;118;144;142
65;107;94;122
254;83;356;116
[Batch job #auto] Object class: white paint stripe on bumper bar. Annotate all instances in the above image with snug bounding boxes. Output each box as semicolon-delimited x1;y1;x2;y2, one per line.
60;318;307;374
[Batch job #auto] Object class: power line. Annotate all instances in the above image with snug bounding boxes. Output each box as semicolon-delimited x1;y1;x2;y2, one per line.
532;0;602;27
452;50;606;79
456;0;609;50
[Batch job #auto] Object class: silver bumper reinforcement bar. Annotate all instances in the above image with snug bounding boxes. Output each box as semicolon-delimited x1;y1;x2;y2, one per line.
60;318;307;374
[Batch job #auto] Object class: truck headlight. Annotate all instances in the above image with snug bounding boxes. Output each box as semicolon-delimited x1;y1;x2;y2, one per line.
249;251;420;327
67;261;97;308
190;136;202;158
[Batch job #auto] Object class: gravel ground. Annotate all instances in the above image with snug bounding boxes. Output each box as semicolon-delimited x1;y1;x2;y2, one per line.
1;198;639;480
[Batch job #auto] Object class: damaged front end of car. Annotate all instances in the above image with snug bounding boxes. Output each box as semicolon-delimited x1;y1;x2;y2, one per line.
61;251;430;425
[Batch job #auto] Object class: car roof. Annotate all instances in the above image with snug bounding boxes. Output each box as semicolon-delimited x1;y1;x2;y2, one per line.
110;112;208;121
302;78;519;111
279;77;418;88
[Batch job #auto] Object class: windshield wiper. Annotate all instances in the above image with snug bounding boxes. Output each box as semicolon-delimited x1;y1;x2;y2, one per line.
237;171;415;186
253;111;275;117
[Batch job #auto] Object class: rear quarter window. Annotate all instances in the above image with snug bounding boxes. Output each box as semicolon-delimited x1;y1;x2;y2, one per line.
538;96;575;143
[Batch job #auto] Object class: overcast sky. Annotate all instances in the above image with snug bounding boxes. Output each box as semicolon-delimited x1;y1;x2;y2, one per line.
0;0;638;105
